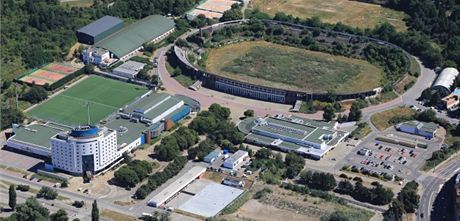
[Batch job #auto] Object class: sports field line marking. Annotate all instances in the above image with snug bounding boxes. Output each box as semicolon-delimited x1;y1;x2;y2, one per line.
59;94;119;110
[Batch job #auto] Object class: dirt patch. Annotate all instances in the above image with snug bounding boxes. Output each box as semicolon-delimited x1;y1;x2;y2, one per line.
249;0;407;31
223;199;314;221
221;183;374;221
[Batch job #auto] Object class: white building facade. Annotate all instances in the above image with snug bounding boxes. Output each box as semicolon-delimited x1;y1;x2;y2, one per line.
51;126;120;175
223;150;248;170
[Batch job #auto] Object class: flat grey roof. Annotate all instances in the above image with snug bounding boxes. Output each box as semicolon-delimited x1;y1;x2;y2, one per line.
9;124;66;149
113;61;146;76
77;16;124;37
125;93;183;120
178;182;244;217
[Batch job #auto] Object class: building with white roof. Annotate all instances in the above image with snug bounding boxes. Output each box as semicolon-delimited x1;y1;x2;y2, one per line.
112;60;146;79
432;67;459;96
223;150;248;169
238;115;349;160
148;166;206;208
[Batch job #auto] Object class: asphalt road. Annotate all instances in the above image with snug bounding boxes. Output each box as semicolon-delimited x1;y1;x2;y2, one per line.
417;155;460;221
0;170;198;221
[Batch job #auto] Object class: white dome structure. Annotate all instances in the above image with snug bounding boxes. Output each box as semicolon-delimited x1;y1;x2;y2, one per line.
432;67;459;96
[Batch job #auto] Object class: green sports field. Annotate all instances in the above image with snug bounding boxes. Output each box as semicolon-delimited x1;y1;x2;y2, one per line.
27;75;148;126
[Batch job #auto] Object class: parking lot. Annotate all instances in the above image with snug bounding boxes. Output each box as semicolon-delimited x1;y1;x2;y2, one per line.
0;147;45;172
339;127;445;182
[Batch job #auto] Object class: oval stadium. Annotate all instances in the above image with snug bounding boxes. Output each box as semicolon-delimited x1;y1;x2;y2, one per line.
173;20;412;104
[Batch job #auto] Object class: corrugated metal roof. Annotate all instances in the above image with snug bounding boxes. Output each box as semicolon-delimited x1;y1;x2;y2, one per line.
77;16;124;37
96;15;175;58
148;166;206;207
432;67;459;92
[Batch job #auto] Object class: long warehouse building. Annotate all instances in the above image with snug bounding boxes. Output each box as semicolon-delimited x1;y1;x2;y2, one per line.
148;166;207;208
95;15;175;61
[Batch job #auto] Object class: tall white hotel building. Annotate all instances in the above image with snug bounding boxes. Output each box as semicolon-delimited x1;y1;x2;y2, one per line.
51;125;119;175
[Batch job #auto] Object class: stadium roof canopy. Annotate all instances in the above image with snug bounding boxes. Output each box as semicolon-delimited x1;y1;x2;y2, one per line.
432;67;459;96
96;15;175;58
77;16;124;37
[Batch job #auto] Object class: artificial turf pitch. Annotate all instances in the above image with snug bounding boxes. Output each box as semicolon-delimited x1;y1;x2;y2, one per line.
27;75;148;126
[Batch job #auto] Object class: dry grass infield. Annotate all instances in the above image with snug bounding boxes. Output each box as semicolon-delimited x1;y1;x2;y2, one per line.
370;107;417;131
101;209;137;221
249;0;407;31
206;41;383;94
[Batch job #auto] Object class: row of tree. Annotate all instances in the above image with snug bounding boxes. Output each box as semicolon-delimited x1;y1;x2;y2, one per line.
188;103;245;145
134;156;187;199
249;148;305;184
113;160;153;187
154;126;199;161
335;179;394;205
7;184;100;221
383;181;420;221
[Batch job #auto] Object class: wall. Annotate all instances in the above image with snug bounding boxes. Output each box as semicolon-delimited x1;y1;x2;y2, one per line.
5;139;51;157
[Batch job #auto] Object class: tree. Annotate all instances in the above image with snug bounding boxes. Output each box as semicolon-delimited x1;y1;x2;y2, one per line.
84;64;95;75
321;211;350;221
419;88;432;101
300;171;336;191
17;185;30;192
22;85;48;103
348;103;362;121
37;186;58;200
114;166;140;187
243;109;254;118
383;199;404;221
60;181;68;188
220;4;243;22
14;197;50;221
1;107;24;130
397;181;419;213
51;209;69;221
73;200;85;208
9;185;16;210
284;152;305;179
335;180;354;194
323;105;335;122
92;200;99;221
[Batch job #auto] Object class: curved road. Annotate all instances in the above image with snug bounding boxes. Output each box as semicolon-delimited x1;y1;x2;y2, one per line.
418;155;460;220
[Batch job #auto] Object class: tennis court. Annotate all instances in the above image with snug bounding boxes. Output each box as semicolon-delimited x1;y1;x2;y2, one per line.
18;62;79;86
27;75;149;126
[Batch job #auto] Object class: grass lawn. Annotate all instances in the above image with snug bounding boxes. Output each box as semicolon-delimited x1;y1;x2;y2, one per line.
370;107;417;131
249;0;407;31
101;209;137;221
27;75;148;126
173;74;195;87
166;58;195;87
351;122;372;139
206;41;383;93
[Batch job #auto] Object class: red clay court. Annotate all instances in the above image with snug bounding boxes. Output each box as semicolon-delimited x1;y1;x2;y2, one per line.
18;62;78;86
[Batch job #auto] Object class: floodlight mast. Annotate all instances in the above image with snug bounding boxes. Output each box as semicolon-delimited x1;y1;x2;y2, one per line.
87;102;91;125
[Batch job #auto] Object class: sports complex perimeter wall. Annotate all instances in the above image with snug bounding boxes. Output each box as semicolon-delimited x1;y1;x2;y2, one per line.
174;20;413;105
